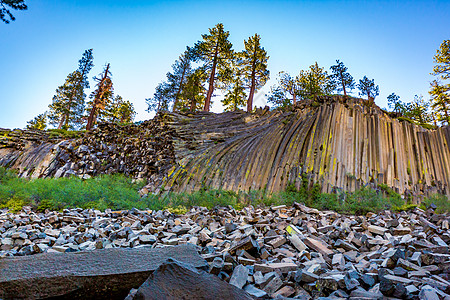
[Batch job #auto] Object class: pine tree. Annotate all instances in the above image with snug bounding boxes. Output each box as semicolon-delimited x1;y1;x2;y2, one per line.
265;72;300;108
86;64;113;130
223;76;246;111
1;0;27;23
196;23;234;111
429;40;450;126
266;85;291;109
26;112;47;130
116;99;136;123
240;34;270;112
298;62;333;100
429;80;450;125
387;93;405;113
357;76;379;101
330;60;355;96
48;49;94;130
182;68;208;112
167;48;193;112
278;72;300;105
104;95;136;123
432;40;450;92
403;95;433;125
146;82;172;113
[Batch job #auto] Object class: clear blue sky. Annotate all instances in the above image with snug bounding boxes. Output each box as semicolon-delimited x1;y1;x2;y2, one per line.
1;0;449;129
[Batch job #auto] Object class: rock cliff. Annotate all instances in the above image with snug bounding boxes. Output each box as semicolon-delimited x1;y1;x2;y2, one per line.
1;96;449;200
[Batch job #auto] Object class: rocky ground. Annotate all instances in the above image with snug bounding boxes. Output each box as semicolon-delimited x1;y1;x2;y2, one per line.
0;203;449;299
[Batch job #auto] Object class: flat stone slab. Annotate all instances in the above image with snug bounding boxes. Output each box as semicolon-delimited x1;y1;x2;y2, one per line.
0;244;207;300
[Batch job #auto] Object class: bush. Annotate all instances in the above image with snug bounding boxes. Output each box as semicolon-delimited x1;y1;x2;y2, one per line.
0;168;145;211
0;167;442;215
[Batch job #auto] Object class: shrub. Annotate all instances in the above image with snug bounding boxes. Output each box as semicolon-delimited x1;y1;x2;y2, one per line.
422;194;449;213
0;167;444;215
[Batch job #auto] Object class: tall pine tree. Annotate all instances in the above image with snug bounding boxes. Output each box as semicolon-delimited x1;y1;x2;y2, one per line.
432;40;450;92
196;23;234;111
429;40;450;125
240;34;270;112
167;47;193;112
48;49;94;130
86;63;113;130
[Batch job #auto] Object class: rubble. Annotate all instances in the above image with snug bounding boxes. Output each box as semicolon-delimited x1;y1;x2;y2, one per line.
0;202;449;299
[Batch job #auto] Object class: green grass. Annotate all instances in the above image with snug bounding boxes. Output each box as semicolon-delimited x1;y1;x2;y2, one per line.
0;167;448;214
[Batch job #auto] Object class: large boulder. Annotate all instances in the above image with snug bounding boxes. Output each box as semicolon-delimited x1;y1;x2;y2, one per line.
132;258;255;300
0;244;207;299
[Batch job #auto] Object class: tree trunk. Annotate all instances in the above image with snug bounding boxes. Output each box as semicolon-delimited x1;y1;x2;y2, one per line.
247;80;255;112
204;44;219;112
443;102;450;124
247;46;258;112
341;75;347;96
292;93;296;105
86;107;97;131
57;115;65;130
190;95;196;112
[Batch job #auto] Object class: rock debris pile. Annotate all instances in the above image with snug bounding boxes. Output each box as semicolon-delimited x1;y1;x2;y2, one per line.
58;119;176;181
0;203;449;299
0;117;177;184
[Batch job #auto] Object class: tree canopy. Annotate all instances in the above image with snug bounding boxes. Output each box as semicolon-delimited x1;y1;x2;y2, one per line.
26;112;47;130
86;63;113;130
330;60;354;96
0;0;27;24
48;49;94;130
357;76;379;101
298;62;334;100
240;34;270;112
196;23;234;111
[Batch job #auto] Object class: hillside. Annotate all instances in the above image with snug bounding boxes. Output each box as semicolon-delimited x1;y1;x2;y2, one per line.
1;96;449;200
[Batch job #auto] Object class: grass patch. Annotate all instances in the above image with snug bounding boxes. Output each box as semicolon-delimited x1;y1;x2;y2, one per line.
1;167;448;215
46;129;86;139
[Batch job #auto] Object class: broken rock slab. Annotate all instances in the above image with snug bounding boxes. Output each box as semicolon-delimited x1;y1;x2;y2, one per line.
0;244;208;300
131;258;255;300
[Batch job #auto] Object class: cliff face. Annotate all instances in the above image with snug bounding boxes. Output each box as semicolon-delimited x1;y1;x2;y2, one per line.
1;97;449;199
161;97;450;200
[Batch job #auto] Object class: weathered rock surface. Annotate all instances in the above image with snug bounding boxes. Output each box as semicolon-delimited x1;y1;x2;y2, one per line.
0;244;207;299
131;258;254;300
2;97;450;198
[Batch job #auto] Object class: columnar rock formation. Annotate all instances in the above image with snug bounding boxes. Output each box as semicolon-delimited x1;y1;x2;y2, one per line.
162;97;450;200
1;96;449;199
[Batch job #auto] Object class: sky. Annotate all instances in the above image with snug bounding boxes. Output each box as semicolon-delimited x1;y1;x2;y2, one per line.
1;0;449;129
